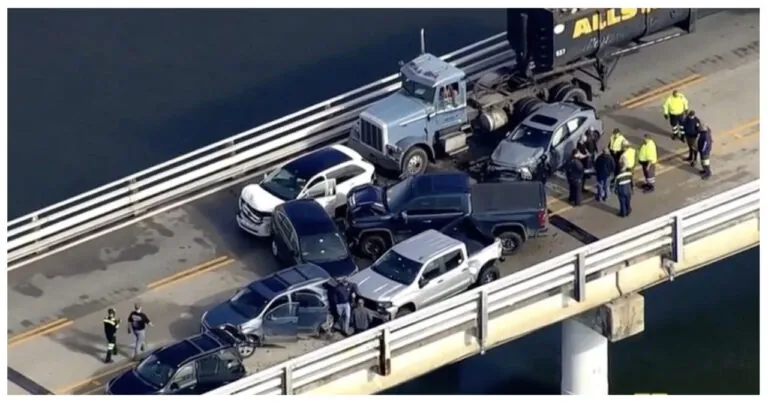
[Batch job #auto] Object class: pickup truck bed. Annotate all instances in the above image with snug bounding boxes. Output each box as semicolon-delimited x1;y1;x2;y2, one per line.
470;181;547;213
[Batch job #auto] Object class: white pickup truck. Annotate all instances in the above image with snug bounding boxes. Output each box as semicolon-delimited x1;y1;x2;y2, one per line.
237;145;376;236
348;227;503;321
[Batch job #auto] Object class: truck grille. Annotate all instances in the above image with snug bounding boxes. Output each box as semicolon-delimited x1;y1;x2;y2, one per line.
360;296;380;312
240;198;271;222
359;119;384;152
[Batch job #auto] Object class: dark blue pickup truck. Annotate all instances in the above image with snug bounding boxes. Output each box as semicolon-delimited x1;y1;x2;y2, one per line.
344;171;548;259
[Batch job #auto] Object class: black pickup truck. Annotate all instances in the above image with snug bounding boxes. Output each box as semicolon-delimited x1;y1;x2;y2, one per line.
344;171;548;259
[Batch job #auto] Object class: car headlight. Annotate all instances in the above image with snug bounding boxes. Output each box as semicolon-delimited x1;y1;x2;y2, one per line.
377;301;393;310
386;144;401;156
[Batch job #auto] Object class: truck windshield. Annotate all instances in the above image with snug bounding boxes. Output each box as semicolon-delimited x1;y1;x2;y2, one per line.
507;124;553;149
260;167;308;201
401;78;435;104
385;177;413;213
229;288;269;319
301;232;349;262
370;250;422;286
135;355;175;388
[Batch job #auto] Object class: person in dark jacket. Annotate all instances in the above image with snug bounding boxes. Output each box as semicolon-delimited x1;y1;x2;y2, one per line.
127;303;152;360
565;150;585;206
594;147;615;202
697;125;713;179
333;279;355;336
351;299;371;334
683;110;702;165
573;134;595;192
103;308;121;363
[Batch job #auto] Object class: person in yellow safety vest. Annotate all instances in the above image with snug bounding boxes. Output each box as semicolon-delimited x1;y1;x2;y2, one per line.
662;90;689;141
619;140;636;173
608;128;627;176
637;134;658;193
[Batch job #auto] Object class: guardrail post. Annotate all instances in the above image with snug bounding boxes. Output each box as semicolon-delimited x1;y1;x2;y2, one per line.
671;215;684;263
32;214;45;255
283;366;293;395
477;289;488;355
377;328;391;376
228;139;244;180
128;178;144;216
574;252;586;302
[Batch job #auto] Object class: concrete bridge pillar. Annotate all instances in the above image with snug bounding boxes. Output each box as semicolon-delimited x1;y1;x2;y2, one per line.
561;293;645;395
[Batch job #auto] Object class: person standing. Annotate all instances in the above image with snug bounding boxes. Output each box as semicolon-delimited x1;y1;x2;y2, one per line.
565;150;585;206
619;141;636;173
683;110;702;166
351;299;372;335
103;308;121;363
608;128;626;176
127;303;153;360
333;279;354;336
697;125;713;179
662;90;689;141
573;135;593;192
614;169;634;217
637;134;658;192
594;147;615;202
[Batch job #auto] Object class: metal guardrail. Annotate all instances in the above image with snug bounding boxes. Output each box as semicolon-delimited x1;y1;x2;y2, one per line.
7;32;516;270
205;180;759;395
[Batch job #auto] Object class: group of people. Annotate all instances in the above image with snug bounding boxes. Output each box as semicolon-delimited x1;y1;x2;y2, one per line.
329;278;372;336
102;303;153;363
564;90;713;218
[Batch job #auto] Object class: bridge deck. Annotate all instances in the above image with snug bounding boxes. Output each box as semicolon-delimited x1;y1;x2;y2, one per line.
7;10;759;395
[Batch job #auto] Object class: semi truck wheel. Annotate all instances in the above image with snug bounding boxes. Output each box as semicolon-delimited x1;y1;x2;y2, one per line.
551;83;588;104
513;96;545;120
401;147;429;176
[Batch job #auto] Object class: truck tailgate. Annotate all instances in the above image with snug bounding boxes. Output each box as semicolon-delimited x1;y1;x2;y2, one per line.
470;181;547;213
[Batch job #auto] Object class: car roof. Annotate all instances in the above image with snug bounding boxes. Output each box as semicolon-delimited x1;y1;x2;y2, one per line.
283;146;352;180
393;229;463;263
407;171;470;196
523;102;582;130
248;263;331;299
152;331;228;367
280;200;337;236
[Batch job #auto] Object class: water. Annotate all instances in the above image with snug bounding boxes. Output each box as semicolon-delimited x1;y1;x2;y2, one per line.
8;9;759;395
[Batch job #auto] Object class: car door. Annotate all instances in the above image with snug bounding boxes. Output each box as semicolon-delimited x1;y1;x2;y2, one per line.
261;302;299;343
300;174;337;215
213;349;246;387
292;290;329;334
417;257;450;307
326;163;370;208
435;248;472;297
193;354;220;393
432;82;467;131
399;196;464;241
547;124;570;172
272;212;297;266
166;362;197;395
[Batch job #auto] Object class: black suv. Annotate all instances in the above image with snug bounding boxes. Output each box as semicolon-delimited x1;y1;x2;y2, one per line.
106;327;247;395
345;171;549;259
270;199;357;278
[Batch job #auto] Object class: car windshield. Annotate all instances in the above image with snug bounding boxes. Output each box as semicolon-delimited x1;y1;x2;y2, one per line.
260;167;308;201
401;77;435;104
370;249;422;286
300;232;349;262
507;124;553;149
135;355;175;388
385;177;413;213
229;288;270;319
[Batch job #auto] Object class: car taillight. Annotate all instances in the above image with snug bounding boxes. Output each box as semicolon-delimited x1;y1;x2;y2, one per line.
537;209;548;228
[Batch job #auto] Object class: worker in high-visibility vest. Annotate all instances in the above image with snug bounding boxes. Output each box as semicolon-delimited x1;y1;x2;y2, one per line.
637;134;658;192
608;128;627;176
662;90;689;141
619;141;636;173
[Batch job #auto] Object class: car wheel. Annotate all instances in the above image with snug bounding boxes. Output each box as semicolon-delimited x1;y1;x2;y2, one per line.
401;147;429;176
497;231;524;255
236;342;255;358
477;266;500;286
360;234;389;260
395;307;413;319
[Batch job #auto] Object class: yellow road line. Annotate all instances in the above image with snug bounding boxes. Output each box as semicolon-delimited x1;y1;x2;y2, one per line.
619;74;702;108
147;256;233;290
549;119;759;216
8;318;74;348
623;76;707;110
56;361;137;394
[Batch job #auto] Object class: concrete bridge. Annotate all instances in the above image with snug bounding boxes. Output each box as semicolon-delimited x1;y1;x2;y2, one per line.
7;10;759;395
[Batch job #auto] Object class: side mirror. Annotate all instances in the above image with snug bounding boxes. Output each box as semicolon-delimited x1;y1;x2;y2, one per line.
418;277;429;288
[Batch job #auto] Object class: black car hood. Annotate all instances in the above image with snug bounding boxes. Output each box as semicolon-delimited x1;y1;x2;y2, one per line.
314;256;358;279
349;184;388;214
107;370;159;395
